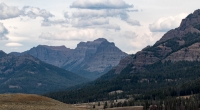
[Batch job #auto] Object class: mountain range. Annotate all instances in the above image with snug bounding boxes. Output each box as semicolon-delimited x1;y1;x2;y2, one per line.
11;38;127;80
45;9;200;103
0;51;88;94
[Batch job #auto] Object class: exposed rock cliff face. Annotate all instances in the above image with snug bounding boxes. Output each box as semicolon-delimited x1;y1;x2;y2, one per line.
114;9;200;74
164;42;200;62
62;38;127;79
12;38;127;80
156;9;200;44
11;45;72;67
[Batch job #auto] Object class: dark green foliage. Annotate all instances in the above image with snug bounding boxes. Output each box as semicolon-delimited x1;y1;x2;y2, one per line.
164;38;180;51
45;61;200;103
143;32;200;59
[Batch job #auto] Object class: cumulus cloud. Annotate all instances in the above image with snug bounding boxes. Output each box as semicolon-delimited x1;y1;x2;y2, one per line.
5;42;23;47
149;13;188;32
0;2;55;21
0;23;8;40
70;9;140;26
23;6;54;20
70;0;133;9
0;2;22;20
68;0;140;27
39;29;105;41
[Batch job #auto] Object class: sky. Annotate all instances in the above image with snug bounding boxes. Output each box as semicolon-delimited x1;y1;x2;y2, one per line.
0;0;200;54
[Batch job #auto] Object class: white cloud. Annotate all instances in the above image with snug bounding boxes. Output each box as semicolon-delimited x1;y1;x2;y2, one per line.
70;0;133;9
5;42;23;47
23;6;54;20
149;13;188;32
39;29;105;41
0;22;8;40
0;2;22;20
64;12;69;18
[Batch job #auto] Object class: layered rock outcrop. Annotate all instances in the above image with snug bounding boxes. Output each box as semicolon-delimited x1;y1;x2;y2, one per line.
114;9;200;74
12;38;127;79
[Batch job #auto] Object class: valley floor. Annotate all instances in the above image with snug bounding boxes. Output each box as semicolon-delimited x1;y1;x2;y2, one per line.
0;94;85;110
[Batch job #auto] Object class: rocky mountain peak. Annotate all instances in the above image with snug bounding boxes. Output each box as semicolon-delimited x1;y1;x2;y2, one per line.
0;50;6;54
37;45;71;51
94;38;108;43
0;50;7;58
179;9;200;30
156;9;200;44
76;38;108;48
115;9;200;74
10;38;127;80
62;38;127;79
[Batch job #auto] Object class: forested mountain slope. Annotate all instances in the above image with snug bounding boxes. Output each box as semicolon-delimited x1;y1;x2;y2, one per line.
0;51;88;94
45;9;200;103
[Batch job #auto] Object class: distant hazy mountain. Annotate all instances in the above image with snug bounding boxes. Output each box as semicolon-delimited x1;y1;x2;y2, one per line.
0;51;88;94
11;38;127;80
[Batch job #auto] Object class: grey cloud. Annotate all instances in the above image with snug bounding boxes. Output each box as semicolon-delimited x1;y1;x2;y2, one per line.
72;18;109;27
122;31;137;39
72;9;130;19
99;24;120;31
72;18;120;31
70;0;133;9
83;24;120;31
125;19;140;26
68;0;139;27
71;9;140;26
23;6;54;20
0;23;9;40
42;19;68;26
0;2;23;20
